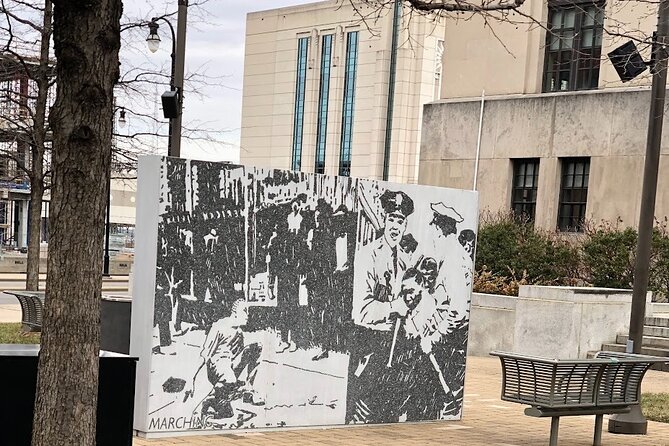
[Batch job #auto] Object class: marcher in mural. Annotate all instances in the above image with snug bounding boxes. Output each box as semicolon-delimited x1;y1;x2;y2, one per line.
458;229;476;262
185;299;265;422
346;190;419;424
276;194;309;353
399;260;462;419
306;199;337;360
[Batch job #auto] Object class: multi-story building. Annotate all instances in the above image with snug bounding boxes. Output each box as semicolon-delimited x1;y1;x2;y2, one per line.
419;0;666;231
240;0;445;183
0;54;53;248
1;53;137;252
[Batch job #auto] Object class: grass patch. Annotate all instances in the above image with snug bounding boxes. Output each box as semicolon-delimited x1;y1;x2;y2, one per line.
642;393;669;423
0;323;40;344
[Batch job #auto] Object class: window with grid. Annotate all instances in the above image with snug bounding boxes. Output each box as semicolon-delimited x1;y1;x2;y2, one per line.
0;201;6;225
558;157;590;232
315;34;333;175
338;31;359;177
511;159;540;221
543;2;604;92
291;37;309;171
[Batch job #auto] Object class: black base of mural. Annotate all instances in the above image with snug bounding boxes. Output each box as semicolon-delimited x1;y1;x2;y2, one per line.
0;349;137;446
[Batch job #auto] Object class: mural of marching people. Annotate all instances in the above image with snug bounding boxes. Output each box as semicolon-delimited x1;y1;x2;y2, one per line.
132;156;478;435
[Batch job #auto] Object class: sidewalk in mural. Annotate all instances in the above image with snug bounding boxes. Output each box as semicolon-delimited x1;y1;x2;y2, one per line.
148;326;348;431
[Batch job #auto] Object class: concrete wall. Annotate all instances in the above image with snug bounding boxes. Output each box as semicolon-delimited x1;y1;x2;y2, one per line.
468;286;653;358
240;0;444;184
420;88;669;229
110;178;136;226
440;0;657;99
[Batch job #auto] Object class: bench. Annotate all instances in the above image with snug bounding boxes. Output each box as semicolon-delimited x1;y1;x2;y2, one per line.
7;291;45;332
490;350;668;446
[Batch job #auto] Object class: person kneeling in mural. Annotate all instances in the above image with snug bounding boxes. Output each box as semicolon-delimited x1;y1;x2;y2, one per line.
186;299;265;421
399;261;464;420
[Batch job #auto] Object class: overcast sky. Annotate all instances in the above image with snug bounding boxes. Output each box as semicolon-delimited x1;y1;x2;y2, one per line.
119;0;318;163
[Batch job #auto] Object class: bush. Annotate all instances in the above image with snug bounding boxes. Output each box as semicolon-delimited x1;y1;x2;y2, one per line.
475;212;580;289
581;220;637;289
473;213;669;300
473;266;530;296
651;218;669;302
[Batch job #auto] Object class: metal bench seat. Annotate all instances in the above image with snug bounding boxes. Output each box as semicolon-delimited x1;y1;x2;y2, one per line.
7;291;45;332
491;350;668;446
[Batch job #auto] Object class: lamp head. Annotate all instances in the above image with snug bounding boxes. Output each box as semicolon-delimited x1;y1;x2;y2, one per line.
146;20;161;53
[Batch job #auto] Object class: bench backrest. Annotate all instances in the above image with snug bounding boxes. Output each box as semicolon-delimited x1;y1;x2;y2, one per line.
491;351;666;409
594;351;657;406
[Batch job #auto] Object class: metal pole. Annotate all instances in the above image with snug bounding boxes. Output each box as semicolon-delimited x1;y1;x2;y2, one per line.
171;0;188;158
382;0;401;181
608;0;669;435
155;16;177;157
629;0;669;355
473;90;485;190
103;177;111;277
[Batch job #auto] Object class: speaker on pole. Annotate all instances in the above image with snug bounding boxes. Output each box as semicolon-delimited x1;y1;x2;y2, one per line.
161;90;179;119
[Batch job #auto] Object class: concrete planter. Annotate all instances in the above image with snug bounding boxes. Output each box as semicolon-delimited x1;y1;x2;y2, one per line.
468;286;652;358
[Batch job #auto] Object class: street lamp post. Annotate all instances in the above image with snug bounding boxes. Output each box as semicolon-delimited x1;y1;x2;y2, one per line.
146;0;188;158
105;108;125;276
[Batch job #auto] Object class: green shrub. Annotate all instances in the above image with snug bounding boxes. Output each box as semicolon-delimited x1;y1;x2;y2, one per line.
475;212;579;287
581;221;637;289
651;219;669;302
474;214;669;300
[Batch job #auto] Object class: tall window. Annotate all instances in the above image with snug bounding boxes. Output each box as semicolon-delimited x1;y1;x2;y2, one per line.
291;37;309;171
315;34;333;174
558;157;590;232
511;159;540;221
543;2;604;92
433;39;444;101
339;31;359;177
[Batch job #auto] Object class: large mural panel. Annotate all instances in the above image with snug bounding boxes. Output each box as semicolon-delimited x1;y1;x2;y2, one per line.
131;156;478;435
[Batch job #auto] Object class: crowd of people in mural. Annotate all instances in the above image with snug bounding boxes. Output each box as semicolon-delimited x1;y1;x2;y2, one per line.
149;160;477;429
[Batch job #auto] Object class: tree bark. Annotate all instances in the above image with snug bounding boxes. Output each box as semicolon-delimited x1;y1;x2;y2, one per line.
31;0;122;445
25;0;52;292
26;179;44;291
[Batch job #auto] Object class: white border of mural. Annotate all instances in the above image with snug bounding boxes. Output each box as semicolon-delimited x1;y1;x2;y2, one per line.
131;156;479;436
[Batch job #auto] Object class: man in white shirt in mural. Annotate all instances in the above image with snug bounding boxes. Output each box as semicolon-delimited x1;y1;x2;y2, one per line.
186;299;264;421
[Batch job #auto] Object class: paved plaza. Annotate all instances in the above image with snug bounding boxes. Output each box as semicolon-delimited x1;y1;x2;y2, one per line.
2;300;667;445
133;356;669;446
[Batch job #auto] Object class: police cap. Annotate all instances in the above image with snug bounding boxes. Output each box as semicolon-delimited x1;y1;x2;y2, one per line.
430;202;464;223
380;190;414;217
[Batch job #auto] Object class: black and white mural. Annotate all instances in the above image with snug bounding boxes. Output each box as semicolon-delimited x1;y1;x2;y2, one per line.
131;156;478;435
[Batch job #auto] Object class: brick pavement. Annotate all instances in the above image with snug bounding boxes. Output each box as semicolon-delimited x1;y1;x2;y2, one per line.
134;356;669;446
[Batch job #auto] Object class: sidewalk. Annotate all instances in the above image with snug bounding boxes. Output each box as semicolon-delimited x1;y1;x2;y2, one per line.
134;356;669;446
0;303;20;323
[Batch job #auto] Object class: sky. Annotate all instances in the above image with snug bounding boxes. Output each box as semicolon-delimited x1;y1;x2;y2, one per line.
119;0;319;163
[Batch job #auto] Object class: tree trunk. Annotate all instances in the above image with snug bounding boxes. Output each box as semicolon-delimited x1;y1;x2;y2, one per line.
31;0;122;445
24;1;52;292
26;181;44;291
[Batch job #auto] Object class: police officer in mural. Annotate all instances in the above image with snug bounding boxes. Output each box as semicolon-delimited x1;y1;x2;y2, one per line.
345;190;420;424
421;202;474;416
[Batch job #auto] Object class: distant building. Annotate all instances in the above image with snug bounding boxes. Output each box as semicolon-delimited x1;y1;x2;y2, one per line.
0;53;55;247
240;0;445;184
418;0;667;231
1;53;137;250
